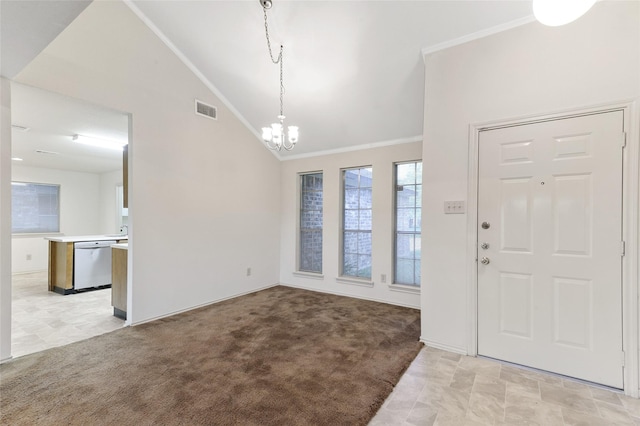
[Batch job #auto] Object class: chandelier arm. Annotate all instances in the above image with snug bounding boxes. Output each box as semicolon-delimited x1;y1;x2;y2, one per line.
265;139;282;151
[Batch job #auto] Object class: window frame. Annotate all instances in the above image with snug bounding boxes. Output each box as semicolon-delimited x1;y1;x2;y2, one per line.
339;165;373;282
297;171;324;275
11;181;61;235
393;160;422;288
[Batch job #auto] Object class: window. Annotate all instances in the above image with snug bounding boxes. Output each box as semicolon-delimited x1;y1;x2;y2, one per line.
11;182;60;234
299;172;323;273
342;167;372;279
394;162;422;286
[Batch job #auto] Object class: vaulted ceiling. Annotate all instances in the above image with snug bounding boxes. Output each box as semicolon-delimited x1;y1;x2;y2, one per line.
2;0;535;166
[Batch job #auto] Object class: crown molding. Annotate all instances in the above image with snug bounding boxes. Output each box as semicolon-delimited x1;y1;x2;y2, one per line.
421;15;536;58
280;135;423;161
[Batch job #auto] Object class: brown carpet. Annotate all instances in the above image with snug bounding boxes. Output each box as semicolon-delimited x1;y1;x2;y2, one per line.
0;286;421;425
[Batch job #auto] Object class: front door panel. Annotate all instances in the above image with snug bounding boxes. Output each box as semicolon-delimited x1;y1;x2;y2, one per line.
477;111;624;388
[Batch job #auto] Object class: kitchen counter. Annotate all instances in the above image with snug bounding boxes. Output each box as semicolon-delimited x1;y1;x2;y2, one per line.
46;235;128;294
45;235;128;243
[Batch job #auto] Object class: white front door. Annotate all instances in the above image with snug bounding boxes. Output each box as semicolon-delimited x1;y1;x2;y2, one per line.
477;111;624;388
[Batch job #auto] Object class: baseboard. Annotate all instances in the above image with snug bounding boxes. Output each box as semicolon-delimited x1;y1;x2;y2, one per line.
420;338;468;355
131;282;280;326
11;269;47;276
0;355;13;364
279;282;421;310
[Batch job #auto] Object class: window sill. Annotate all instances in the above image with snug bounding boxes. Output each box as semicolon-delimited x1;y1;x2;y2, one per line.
388;283;421;294
336;276;374;288
293;271;324;280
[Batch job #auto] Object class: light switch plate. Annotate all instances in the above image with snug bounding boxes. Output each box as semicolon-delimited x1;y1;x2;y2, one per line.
444;200;465;214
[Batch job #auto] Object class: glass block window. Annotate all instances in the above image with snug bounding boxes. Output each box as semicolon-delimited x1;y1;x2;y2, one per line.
11;182;60;234
394;162;422;286
342;167;372;279
299;172;323;273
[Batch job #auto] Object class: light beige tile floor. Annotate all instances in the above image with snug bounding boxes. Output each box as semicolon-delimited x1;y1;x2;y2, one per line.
370;346;640;426
11;271;124;359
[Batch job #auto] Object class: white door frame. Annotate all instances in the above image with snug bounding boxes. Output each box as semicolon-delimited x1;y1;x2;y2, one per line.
466;100;639;397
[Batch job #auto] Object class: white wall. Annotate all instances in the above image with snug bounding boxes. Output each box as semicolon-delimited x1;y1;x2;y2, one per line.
9;0;281;325
11;165;102;273
98;169;123;235
280;142;422;309
421;1;640;352
1;78;12;361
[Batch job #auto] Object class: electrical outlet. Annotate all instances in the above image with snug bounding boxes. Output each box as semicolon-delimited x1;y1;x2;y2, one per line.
381;274;387;283
26;254;32;261
247;267;252;276
444;200;466;214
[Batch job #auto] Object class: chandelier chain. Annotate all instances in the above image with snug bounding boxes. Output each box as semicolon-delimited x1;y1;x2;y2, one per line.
263;7;284;117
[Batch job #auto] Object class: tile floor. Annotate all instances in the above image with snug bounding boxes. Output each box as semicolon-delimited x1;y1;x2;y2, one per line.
11;271;124;359
370;346;640;425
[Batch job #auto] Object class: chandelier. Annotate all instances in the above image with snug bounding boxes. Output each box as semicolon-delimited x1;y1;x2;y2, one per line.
260;0;299;151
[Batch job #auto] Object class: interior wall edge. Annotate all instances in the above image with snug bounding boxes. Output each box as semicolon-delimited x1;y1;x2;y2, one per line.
0;77;13;361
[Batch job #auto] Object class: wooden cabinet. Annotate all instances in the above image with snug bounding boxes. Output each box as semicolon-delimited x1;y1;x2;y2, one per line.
111;247;127;319
48;241;74;293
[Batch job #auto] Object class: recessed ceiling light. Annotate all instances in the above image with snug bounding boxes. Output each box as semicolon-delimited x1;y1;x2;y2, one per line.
11;124;30;132
11;157;23;161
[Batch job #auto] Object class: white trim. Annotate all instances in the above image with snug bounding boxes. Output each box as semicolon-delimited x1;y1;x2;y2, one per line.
131;282;280;326
122;0;280;161
292;271;324;280
467;100;639;397
388;283;420;295
335;276;374;288
281;282;420;310
466;122;479;357
621;101;640;398
421;15;536;58
281;135;423;161
420;338;467;355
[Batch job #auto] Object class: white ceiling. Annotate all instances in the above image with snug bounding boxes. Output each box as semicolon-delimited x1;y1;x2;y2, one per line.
11;83;128;174
128;0;534;158
3;0;537;166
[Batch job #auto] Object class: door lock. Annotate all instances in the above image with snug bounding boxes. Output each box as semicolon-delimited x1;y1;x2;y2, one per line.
481;222;490;229
480;257;490;265
481;242;490;250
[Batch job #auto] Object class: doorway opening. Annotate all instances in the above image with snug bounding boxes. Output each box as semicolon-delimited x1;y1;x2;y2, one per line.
10;83;131;358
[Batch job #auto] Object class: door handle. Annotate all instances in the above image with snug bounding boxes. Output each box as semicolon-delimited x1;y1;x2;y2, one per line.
481;242;490;250
480;257;490;265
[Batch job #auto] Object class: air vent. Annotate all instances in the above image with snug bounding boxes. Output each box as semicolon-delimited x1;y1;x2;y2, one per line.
35;150;59;155
11;124;30;132
195;99;217;120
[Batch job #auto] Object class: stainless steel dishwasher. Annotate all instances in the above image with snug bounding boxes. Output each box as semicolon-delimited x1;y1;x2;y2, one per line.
74;240;117;290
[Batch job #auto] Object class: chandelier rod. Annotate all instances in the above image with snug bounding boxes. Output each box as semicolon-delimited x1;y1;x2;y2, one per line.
263;7;285;118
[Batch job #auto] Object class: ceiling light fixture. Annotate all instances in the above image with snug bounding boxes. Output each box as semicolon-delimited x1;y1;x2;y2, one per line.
259;0;299;152
72;134;127;151
533;0;597;26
